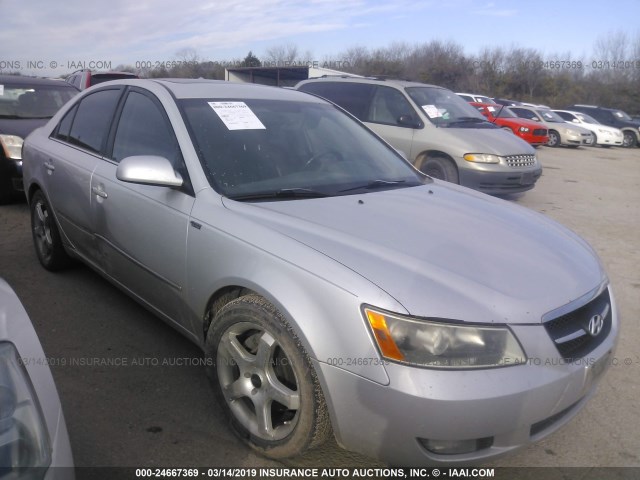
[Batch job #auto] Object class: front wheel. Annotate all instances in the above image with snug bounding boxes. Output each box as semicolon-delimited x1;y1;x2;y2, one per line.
622;131;637;148
205;295;330;459
419;155;459;184
30;190;71;271
547;130;560;147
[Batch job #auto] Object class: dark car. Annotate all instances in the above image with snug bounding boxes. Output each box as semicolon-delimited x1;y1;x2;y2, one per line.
0;75;78;202
567;105;640;148
65;69;138;90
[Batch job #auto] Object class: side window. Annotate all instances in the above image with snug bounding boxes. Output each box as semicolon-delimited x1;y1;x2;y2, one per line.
366;86;417;126
67;89;121;153
53;104;78;141
112;91;180;165
556;112;573;121
299;82;374;121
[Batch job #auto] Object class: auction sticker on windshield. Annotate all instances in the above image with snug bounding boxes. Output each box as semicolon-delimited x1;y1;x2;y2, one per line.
208;101;266;130
421;105;441;118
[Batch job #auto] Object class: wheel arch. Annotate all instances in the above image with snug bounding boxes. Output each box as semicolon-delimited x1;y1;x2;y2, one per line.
414;150;457;170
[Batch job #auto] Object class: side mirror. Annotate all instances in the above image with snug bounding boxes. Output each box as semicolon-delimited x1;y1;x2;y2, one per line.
397;115;422;128
116;155;183;187
572;119;580;123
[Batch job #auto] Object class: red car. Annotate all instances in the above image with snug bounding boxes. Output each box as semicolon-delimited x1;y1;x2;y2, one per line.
471;102;549;147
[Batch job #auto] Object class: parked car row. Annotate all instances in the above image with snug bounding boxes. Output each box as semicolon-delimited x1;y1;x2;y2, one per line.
298;77;542;194
456;92;640;148
13;76;618;467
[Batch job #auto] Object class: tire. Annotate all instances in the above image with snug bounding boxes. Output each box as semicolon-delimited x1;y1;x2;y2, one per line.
30;190;71;271
419;155;459;184
205;294;330;459
591;133;598;146
622;130;637;148
547;130;560;147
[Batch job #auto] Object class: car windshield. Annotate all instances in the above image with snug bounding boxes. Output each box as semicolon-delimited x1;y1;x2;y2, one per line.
179;98;425;199
475;96;496;104
537;109;565;123
406;87;497;129
575;112;600;124
0;84;77;119
485;105;517;118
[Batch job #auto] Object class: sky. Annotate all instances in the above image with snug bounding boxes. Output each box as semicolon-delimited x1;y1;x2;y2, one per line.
1;0;639;76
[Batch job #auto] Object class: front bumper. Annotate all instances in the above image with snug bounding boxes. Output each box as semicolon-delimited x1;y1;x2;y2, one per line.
316;301;618;466
0;158;24;193
458;163;542;195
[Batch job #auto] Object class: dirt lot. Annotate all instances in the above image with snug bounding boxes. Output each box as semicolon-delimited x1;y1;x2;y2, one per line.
0;145;638;469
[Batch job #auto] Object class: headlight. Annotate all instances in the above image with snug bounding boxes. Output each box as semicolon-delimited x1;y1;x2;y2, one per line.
564;128;577;136
463;153;500;164
0;342;52;472
0;134;24;160
518;127;530;133
364;307;526;369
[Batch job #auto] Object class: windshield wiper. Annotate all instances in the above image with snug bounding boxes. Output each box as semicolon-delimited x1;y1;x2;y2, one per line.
339;179;408;193
228;188;331;201
448;117;490;125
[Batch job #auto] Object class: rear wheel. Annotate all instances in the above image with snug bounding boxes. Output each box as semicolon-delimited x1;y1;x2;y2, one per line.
547;130;560;147
419;155;459;184
205;295;330;459
30;190;71;271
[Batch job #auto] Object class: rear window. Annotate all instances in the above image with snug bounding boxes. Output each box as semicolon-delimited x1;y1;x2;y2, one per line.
91;73;138;86
0;83;78;119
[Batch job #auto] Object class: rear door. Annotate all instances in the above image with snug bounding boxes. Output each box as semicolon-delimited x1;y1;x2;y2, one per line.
45;87;122;264
91;87;194;328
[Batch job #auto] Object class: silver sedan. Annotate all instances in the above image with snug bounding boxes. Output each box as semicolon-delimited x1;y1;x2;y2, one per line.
22;79;618;466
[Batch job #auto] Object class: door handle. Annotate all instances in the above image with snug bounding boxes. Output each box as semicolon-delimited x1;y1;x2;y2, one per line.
92;185;108;199
44;160;55;172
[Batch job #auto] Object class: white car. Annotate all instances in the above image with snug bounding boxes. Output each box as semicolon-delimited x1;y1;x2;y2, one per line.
0;278;74;479
455;92;496;104
553;110;624;147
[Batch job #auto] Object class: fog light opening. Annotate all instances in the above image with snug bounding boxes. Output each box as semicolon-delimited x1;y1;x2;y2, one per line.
419;436;494;455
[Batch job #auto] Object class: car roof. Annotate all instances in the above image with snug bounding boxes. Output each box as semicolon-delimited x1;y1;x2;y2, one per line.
299;76;442;90
553;109;581;115
98;78;329;103
0;75;78;88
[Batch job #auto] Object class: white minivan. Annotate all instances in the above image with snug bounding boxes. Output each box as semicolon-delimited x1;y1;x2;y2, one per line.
297;77;542;194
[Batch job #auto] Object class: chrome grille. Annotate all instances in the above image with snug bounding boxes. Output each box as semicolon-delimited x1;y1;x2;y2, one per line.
543;288;611;360
505;154;536;167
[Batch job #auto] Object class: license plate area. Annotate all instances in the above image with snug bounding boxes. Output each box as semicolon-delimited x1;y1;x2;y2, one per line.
520;171;535;185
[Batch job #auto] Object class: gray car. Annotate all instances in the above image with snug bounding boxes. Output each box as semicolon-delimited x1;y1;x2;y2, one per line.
0;277;74;479
297;77;541;195
22;79;618;466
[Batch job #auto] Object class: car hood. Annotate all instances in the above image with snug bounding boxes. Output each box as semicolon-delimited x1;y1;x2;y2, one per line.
222;184;605;324
443;127;535;155
0;117;50;138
